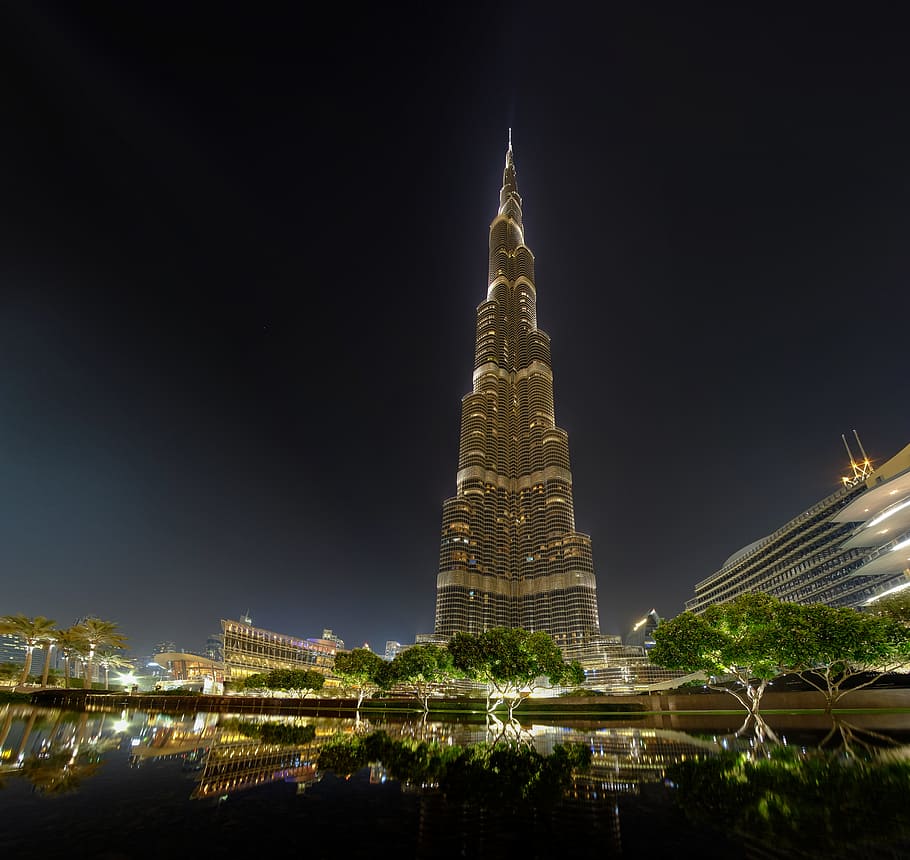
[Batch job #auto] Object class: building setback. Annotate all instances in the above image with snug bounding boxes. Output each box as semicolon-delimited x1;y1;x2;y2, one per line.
687;440;910;614
433;137;601;650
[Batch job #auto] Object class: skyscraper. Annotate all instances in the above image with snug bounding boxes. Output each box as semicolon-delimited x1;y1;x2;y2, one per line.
433;136;601;650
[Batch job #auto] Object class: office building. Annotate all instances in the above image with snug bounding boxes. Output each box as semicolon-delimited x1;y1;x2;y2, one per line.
688;438;910;614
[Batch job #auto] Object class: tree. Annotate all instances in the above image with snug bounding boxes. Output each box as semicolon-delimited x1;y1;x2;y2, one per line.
449;628;585;719
55;627;88;689
0;615;57;686
649;593;789;719
39;629;59;688
385;645;457;712
76;618;127;690
869;591;910;627
333;648;386;708
243;669;325;697
776;602;910;712
97;649;132;690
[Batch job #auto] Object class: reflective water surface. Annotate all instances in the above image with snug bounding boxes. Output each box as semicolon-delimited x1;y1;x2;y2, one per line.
2;703;910;859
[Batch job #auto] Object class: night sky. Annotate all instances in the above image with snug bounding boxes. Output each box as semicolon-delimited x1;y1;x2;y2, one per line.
3;5;909;658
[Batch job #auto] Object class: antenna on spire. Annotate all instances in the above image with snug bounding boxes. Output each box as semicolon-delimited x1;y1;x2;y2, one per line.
508;127;512;149
841;431;874;486
853;429;870;464
842;432;855;463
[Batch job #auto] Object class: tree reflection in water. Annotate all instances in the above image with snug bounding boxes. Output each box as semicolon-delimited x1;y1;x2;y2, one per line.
666;714;910;858
4;704;910;856
317;728;591;808
19;710;113;795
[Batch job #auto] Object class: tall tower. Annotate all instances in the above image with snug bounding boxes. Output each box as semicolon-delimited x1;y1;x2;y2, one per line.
433;136;601;649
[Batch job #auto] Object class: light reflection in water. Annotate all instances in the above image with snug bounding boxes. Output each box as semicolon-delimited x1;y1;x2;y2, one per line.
1;703;909;857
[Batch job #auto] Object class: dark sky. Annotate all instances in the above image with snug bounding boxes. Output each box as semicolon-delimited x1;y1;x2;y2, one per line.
2;4;909;658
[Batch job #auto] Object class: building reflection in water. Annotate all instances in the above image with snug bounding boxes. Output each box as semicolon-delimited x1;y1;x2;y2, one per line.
3;703;910;856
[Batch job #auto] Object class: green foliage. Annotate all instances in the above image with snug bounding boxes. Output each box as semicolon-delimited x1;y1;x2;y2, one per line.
651;594;910;716
448;628;582;715
73;618;127;690
316;729;592;807
0;662;25;682
869;592;910;627
0;614;57;685
334;648;385;682
650;594;788;680
223;719;317;745
317;732;370;776
0;689;31;703
385;644;457;709
242;669;326;695
333;648;386;704
562;660;586;687
667;745;910;855
774;601;910;709
649;594;792;715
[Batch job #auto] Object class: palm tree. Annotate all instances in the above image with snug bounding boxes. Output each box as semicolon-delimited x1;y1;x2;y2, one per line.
77;618;127;690
97;649;132;690
0;615;57;686
55;627;88;689
39;630;59;688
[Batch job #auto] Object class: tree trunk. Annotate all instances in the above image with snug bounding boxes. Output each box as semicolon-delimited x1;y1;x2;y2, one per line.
83;651;94;690
18;646;34;686
41;645;54;687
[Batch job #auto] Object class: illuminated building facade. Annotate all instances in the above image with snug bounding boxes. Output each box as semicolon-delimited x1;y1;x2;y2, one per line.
153;651;224;685
433;137;600;650
0;633;26;667
221;618;336;682
625;609;661;650
687;439;910;614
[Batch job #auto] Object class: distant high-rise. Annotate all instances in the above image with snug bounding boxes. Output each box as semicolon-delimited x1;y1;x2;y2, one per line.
433;136;601;649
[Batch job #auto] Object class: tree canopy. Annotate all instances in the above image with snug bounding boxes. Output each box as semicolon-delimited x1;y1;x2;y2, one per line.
775;601;910;710
76;618;127;690
384;644;456;711
332;648;386;708
242;668;325;697
0;615;57;686
449;628;584;718
869;591;910;627
650;593;910;718
649;593;792;716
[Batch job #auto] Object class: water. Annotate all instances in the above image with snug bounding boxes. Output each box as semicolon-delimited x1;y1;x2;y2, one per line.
2;702;910;859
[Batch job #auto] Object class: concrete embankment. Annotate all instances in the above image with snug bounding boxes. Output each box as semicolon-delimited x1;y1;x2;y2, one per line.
29;687;910;721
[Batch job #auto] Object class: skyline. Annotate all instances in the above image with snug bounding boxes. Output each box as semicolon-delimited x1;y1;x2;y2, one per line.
2;6;910;657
